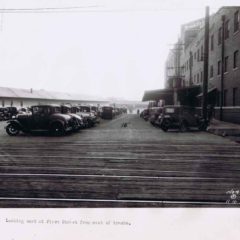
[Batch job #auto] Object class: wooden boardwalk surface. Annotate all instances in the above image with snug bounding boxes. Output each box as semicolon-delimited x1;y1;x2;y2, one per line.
0;114;239;207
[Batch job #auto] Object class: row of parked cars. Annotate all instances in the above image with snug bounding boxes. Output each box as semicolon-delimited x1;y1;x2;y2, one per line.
0;107;19;121
4;104;127;136
140;105;209;132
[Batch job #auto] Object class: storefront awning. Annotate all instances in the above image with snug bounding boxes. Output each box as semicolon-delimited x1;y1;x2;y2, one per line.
196;87;217;97
142;89;173;102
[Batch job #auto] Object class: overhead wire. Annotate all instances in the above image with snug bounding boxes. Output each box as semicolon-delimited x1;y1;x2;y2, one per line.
0;6;220;14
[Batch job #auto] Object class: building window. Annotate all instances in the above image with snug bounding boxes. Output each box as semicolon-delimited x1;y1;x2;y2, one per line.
224;56;228;73
197;73;199;83
216;91;220;107
201;71;203;82
200;45;204;61
217;60;221;75
224;20;230;39
194;52;196;60
234;10;239;32
1;100;4;107
233;50;239;69
218;27;222;45
210;34;214;51
197;49;200;61
224;89;228;106
233;88;237;106
194;75;196;83
210;65;214;78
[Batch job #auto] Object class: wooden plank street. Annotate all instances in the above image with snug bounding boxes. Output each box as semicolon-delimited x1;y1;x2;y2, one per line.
0;114;239;207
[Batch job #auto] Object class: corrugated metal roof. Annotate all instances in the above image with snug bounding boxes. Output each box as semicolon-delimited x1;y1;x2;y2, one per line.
0;86;106;102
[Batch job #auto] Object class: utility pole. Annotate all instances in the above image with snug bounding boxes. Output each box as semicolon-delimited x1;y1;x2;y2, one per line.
202;6;209;120
189;51;193;86
220;15;225;121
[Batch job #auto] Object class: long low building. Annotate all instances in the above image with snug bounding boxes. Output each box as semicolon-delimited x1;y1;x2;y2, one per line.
0;86;109;107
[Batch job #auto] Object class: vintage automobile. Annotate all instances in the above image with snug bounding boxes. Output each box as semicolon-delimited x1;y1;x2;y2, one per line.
0;107;7;121
77;106;97;127
61;105;84;131
148;107;163;126
5;104;75;136
1;107;18;121
140;108;149;121
100;106;114;119
157;105;208;132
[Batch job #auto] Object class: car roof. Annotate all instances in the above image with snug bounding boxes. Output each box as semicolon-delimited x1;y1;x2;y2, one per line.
164;105;193;108
31;104;60;108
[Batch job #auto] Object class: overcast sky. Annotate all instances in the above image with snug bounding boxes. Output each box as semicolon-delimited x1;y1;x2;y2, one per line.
0;0;239;100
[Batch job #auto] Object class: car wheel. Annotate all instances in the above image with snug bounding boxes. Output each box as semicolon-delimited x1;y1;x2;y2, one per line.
198;122;208;131
179;121;188;132
50;122;65;136
161;124;168;132
6;124;19;136
161;119;170;132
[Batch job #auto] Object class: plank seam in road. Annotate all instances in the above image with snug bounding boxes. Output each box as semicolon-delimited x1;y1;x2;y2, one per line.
1;154;240;158
0;173;238;180
0;197;235;205
1;165;240;174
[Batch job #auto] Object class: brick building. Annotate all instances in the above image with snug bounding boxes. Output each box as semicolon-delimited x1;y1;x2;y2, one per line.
164;6;240;123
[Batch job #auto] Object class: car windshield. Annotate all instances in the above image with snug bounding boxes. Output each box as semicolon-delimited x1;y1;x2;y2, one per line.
80;106;90;112
102;107;113;112
32;106;50;114
91;106;97;111
62;107;71;113
165;108;175;113
52;107;61;113
32;106;61;114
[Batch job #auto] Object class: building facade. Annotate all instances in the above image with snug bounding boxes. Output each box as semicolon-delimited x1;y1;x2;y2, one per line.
165;6;240;123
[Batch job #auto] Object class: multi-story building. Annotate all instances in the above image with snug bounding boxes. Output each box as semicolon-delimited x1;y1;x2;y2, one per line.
164;6;240;123
165;18;204;89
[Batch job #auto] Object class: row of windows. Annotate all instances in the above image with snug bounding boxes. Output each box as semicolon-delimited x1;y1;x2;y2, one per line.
185;46;204;70
1;100;23;107
193;71;203;84
186;10;240;67
216;88;239;106
183;50;239;79
210;10;239;50
210;50;239;77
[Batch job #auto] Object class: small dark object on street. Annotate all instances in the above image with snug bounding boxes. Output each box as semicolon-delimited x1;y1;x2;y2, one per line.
121;122;128;128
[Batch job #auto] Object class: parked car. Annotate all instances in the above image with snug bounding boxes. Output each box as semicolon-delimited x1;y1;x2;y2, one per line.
0;107;7;121
157;105;208;132
78;106;97;127
61;105;84;131
1;107;18;121
5;104;75;136
17;107;28;115
140;108;149;121
148;107;163;126
100;106;114;119
71;106;88;128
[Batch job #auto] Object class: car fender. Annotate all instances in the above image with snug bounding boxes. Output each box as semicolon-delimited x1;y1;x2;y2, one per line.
49;119;66;129
6;119;24;130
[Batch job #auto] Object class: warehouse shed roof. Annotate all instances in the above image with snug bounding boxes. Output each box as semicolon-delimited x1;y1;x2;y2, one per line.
0;86;107;102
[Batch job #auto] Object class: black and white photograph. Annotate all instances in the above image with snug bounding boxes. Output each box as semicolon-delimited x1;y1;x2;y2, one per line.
0;0;240;239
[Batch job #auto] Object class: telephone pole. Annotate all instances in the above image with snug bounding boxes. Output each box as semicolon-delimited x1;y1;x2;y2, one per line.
202;6;209;120
220;15;225;121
